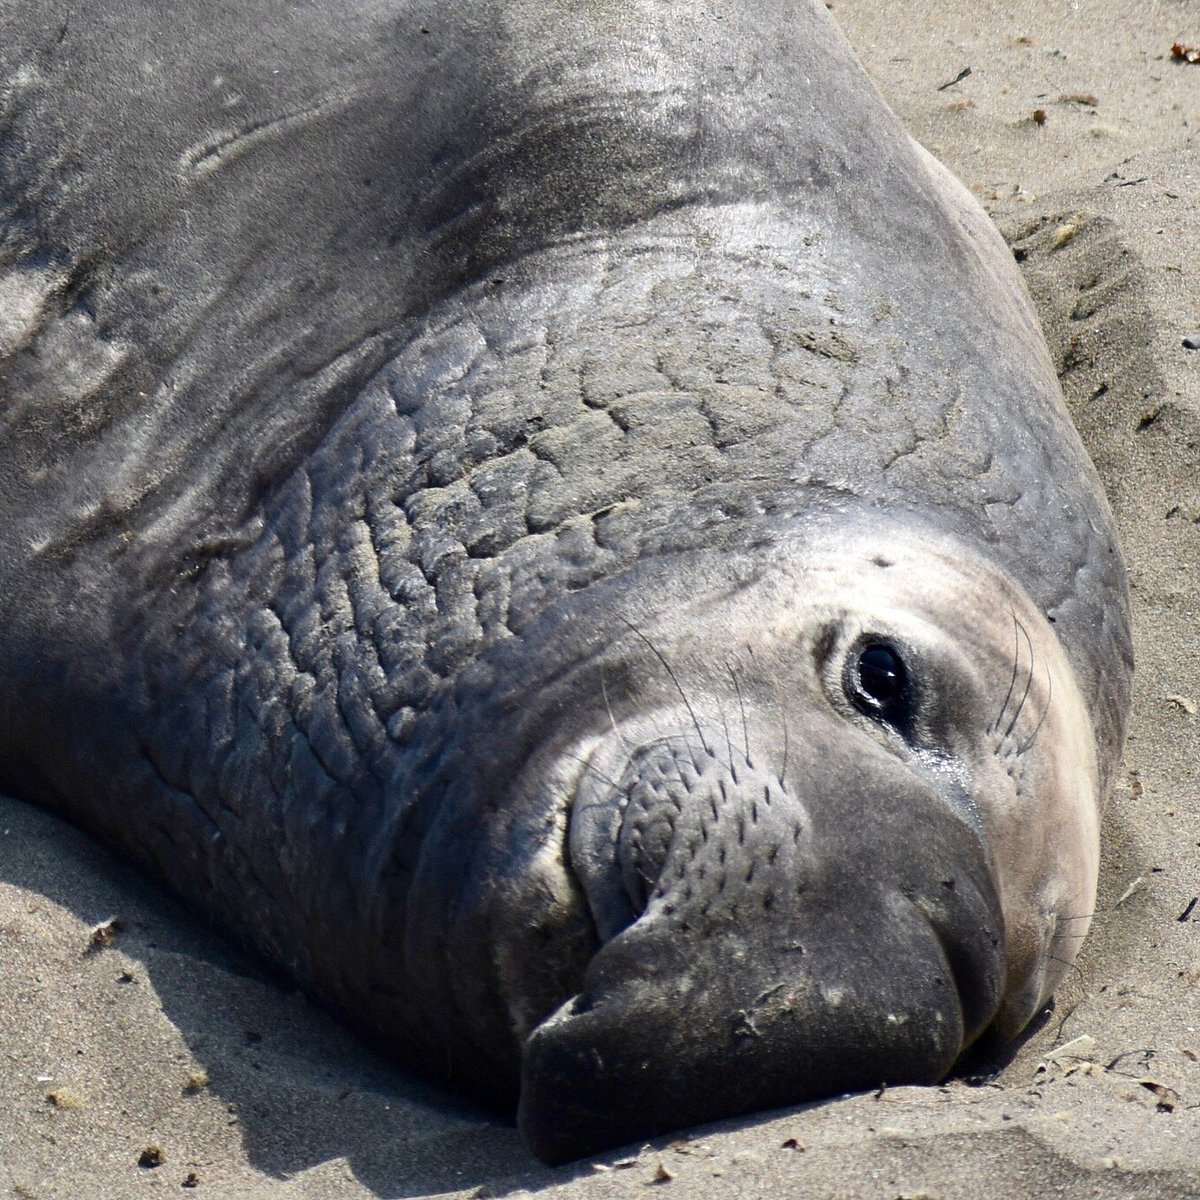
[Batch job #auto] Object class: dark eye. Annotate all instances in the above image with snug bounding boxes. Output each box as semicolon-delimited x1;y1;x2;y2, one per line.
848;642;916;734
857;644;905;704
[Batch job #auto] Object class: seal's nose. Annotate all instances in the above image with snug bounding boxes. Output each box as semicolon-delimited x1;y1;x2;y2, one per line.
518;871;998;1163
519;849;1002;1163
529;727;1005;1163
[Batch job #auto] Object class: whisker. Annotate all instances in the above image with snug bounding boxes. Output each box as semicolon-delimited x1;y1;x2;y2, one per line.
1055;908;1117;924
1048;903;1101;944
727;663;750;766
1017;657;1052;754
600;669;630;750
990;611;1022;735
1046;954;1087;987
719;699;735;767
562;751;622;793
1048;895;1107;929
619;617;712;756
1003;617;1036;740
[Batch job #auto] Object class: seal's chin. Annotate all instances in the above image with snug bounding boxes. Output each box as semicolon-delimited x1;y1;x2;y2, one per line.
517;864;1001;1165
511;703;1006;1163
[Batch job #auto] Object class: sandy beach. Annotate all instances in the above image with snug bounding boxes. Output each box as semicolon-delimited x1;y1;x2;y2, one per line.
2;1;1199;1196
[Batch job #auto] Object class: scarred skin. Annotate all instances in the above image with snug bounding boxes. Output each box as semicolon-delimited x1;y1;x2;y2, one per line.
0;0;1131;1163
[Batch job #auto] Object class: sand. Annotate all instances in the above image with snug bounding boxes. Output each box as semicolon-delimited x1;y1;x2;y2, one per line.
3;1;1199;1196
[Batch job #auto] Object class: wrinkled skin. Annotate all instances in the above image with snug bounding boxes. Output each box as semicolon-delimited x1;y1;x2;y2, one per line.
0;0;1131;1164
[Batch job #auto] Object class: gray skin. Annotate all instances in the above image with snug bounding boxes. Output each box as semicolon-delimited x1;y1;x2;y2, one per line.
0;0;1132;1165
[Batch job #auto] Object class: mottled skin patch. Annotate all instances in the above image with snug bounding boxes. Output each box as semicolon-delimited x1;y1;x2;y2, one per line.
0;0;1130;1164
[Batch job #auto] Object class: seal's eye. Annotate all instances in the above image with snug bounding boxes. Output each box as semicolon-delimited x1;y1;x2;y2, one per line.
857;644;905;705
848;642;916;735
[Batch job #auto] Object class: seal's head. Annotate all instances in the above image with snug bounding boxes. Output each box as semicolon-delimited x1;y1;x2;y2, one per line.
407;521;1100;1163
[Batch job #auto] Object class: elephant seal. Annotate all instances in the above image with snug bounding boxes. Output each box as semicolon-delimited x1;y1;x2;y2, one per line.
0;0;1131;1165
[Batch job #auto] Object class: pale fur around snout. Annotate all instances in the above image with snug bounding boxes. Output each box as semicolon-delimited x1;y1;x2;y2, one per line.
535;523;1100;1058
707;526;1101;1038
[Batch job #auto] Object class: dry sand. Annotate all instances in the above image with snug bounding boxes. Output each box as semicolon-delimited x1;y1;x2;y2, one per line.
3;2;1199;1196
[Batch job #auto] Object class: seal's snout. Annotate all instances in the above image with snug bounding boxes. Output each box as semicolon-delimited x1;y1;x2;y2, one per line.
529;714;1006;1163
518;875;1000;1164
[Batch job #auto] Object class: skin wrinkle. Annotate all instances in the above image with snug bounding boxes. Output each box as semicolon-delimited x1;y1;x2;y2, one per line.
251;598;359;796
211;686;321;951
0;1;1127;1144
137;744;218;838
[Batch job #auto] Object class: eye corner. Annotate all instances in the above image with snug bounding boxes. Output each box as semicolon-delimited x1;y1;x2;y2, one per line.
810;621;842;671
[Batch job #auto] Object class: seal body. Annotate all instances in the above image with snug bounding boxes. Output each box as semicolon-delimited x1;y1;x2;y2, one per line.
0;0;1131;1163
